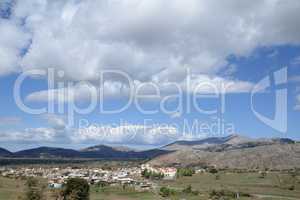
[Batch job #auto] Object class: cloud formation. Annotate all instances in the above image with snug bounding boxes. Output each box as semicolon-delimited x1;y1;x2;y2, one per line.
0;127;58;142
43;114;66;130
1;0;300;146
1;0;300;84
25;74;254;103
72;124;180;145
0;122;184;146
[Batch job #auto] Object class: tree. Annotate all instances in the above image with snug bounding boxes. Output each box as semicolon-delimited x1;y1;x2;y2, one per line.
159;187;175;197
141;169;164;180
176;168;195;177
208;168;218;174
62;178;89;200
24;177;45;200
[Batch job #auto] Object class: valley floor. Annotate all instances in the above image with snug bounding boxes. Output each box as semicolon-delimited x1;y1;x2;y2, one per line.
1;171;299;200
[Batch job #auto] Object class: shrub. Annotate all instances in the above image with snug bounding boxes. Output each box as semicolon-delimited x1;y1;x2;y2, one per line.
176;168;195;177
182;185;199;196
24;177;46;200
159;187;175;197
141;169;164;180
208;168;218;174
288;185;295;191
62;178;89;200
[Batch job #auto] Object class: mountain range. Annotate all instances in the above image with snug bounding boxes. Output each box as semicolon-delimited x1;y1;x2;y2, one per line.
0;145;168;160
1;135;299;169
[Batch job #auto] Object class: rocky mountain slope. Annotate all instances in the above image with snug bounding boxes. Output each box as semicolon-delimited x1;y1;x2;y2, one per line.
149;135;300;170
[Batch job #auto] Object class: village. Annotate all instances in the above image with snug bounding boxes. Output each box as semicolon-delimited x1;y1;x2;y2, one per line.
0;164;179;191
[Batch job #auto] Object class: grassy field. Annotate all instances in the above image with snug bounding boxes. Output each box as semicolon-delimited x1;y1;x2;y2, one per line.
0;171;299;200
160;172;300;199
90;186;158;200
0;177;24;200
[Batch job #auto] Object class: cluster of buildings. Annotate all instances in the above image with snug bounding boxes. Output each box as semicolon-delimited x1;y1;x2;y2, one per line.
0;164;178;190
141;164;177;180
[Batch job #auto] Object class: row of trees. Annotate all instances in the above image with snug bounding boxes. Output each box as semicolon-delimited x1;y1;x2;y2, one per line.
159;185;199;197
176;168;195;177
141;169;164;180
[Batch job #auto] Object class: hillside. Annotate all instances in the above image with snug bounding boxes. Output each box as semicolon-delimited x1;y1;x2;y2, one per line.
80;145;168;159
0;148;12;157
162;134;253;151
149;135;300;170
13;147;81;158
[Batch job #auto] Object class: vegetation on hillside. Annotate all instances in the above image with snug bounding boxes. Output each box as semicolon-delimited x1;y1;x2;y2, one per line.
176;168;195;177
141;169;164;180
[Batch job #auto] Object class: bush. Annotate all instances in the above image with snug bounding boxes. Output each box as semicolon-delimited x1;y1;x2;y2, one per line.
182;185;192;194
24;177;46;200
159;187;175;197
182;185;199;196
176;168;195;177
62;178;90;200
288;185;295;191
141;169;164;180
208;168;218;174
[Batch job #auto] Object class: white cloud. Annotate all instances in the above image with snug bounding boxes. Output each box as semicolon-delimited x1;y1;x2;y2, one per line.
25;74;254;103
0;0;300;82
0;127;58;142
0;123;180;145
25;83;98;103
42;114;66;130
181;75;254;94
0;19;30;75
72;124;180;145
0;114;69;143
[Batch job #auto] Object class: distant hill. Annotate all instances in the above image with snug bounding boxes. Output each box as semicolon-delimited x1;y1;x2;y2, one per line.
8;145;168;160
80;144;168;159
13;147;81;158
0;147;12;157
149;135;300;170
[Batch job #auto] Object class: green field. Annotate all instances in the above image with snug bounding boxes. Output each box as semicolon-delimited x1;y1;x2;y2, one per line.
0;171;299;200
160;172;300;200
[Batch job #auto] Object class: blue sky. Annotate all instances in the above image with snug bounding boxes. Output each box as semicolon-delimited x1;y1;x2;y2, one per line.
0;0;300;151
